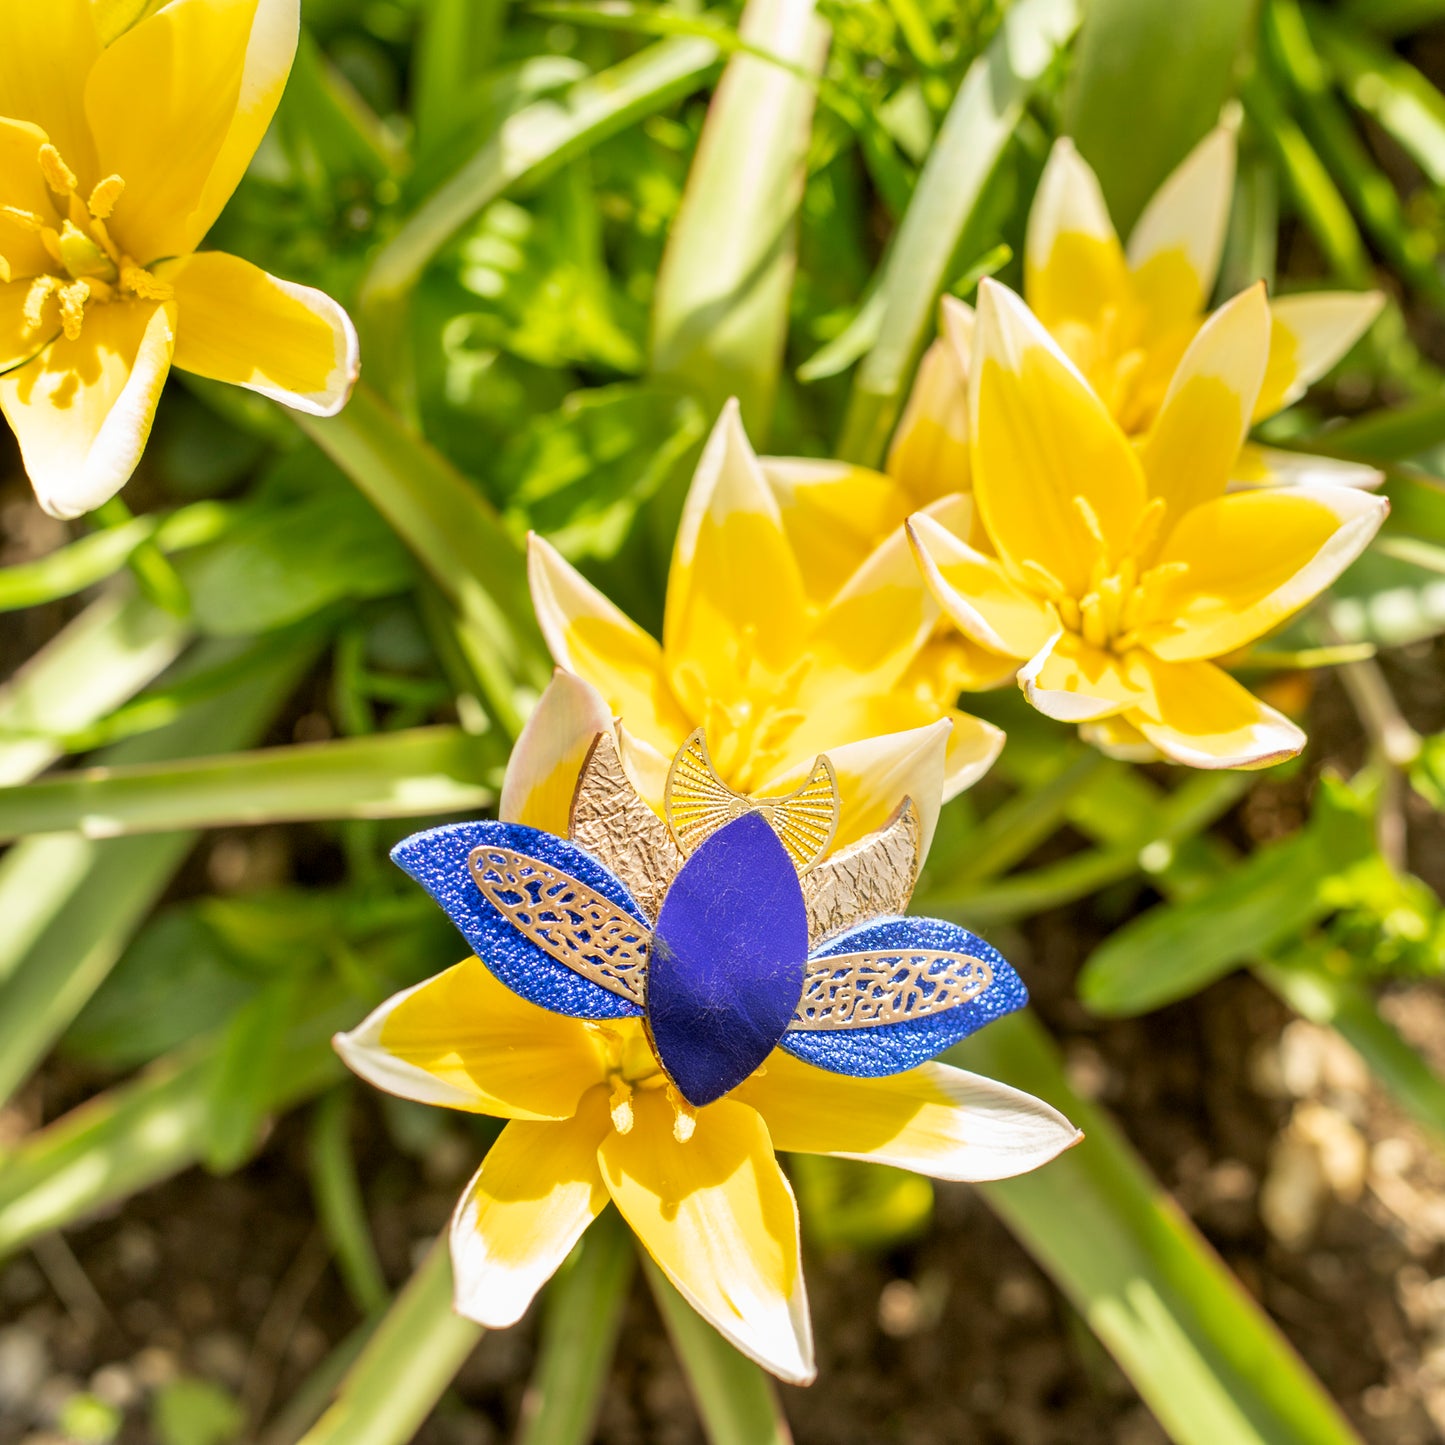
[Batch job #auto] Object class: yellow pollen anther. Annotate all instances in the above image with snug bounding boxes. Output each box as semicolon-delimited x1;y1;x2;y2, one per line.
59;280;90;341
1129;497;1168;559
667;1085;697;1143
38;144;77;196
88;175;125;220
22;275;58;330
609;1078;635;1135
121;264;173;302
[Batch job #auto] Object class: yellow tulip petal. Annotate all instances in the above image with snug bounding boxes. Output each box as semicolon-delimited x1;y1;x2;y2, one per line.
805;496;972;695
760;715;954;857
0;0;99;181
0;118;65;281
0;298;175;519
761;456;909;606
1232;443;1384;493
598;1092;814;1385
907;511;1055;660
663;400;809;712
451;1092;611;1328
498;668;613;834
528;533;690;759
886;296;973;506
1128;654;1305;769
1079;713;1160;762
736;1053;1080;1182
971;280;1148;597
85;0;299;263
1254;290;1385;421
1019;631;1143;723
1139;284;1271;520
1126;121;1237;330
0;278;60;376
1144;486;1388;662
1024;138;1130;333
333;957;606;1121
168;251;357;415
616;724;670;814
908;634;1021;693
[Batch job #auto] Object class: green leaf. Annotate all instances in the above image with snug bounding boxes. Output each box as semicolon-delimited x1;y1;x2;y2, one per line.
294;384;549;738
959;1012;1363;1445
517;1211;635;1445
1079;779;1378;1016
152;1378;246;1445
358;38;720;405
310;1088;390;1317
642;1257;793;1445
838;0;1080;467
204;977;303;1172
498;384;706;560
181;490;415;637
789;1154;933;1250
1064;0;1254;234
297;1238;483;1445
0;637;316;1106
649;0;829;436
0;590;189;786
411;0;506;156
0;725;505;843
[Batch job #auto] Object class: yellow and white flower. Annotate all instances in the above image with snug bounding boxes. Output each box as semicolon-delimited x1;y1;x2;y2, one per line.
908;280;1387;769
527;399;1008;851
1024;122;1384;489
0;0;357;517
336;672;1080;1382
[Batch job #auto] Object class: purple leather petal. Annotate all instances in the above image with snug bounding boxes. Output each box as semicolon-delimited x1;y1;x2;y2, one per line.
649;812;809;1106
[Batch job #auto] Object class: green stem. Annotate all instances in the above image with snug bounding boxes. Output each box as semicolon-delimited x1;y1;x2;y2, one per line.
294;384;549;740
309;1088;389;1317
298;1237;483;1445
642;1256;793;1445
838;0;1080;466
517;1210;635;1445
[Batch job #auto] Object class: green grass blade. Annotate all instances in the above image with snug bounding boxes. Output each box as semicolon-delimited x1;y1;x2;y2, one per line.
0;1010;346;1257
1309;5;1445;186
1238;63;1374;286
310;1088;390;1317
0;638;317;1105
837;0;1079;468
0;725;504;842
294;385;548;738
518;1210;635;1445
1064;0;1254;234
358;38;720;404
0;590;190;786
1265;0;1445;304
649;0;828;437
298;1237;483;1445
642;1256;793;1445
958;1013;1364;1445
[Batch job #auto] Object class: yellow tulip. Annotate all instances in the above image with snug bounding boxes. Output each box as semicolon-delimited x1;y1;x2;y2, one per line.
908;280;1387;769
527;399;1008;851
336;671;1080;1381
0;0;357;517
1025;122;1384;490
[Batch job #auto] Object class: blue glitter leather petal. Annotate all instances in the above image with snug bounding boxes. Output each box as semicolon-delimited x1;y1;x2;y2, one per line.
650;812;810;1107
780;915;1027;1077
391;821;646;1019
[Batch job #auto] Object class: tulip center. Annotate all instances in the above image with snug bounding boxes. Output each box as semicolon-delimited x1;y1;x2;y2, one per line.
0;143;173;342
1055;304;1160;436
1031;496;1186;655
587;1023;698;1143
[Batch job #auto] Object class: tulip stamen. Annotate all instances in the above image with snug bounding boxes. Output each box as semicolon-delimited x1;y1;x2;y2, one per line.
38;144;78;197
88;175;125;221
22;275;59;331
667;1085;697;1143
608;1077;635;1134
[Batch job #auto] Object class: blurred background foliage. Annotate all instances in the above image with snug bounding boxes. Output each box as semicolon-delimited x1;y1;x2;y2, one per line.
8;0;1445;1441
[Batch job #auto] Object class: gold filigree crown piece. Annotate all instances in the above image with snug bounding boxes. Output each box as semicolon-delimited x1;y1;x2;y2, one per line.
663;729;839;872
